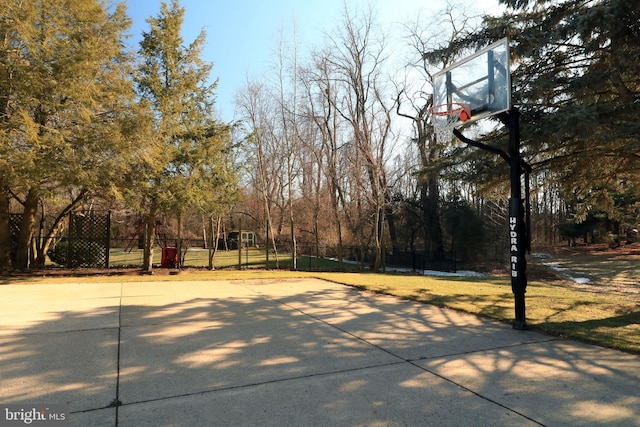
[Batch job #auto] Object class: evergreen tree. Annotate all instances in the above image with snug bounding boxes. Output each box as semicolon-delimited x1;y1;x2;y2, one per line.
135;0;236;271
425;0;639;232
481;0;639;220
0;0;138;269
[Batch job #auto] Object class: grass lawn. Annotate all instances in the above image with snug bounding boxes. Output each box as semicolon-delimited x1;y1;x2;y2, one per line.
4;247;639;354
324;272;639;354
108;247;358;271
543;244;640;287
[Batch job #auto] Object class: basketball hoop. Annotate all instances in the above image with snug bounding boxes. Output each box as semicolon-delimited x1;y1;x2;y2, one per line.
428;102;471;142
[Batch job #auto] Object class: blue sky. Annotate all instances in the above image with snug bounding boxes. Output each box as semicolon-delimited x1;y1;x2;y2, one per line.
124;0;502;121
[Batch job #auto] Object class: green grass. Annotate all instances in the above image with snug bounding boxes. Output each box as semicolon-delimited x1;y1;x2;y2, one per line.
4;252;640;354
108;247;359;271
327;272;639;354
545;248;640;286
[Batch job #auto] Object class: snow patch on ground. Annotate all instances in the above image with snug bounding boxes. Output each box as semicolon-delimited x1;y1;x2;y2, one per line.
329;258;485;278
380;265;485;278
532;253;591;284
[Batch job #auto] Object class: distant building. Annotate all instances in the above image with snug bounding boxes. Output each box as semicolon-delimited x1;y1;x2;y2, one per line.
225;231;256;249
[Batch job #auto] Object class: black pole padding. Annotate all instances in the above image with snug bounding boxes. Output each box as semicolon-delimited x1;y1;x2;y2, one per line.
507;108;528;330
452;109;528;330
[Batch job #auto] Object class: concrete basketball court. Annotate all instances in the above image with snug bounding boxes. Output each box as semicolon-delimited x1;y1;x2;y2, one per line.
0;278;639;426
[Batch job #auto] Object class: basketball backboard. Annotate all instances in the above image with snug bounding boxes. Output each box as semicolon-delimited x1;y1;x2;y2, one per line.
433;38;511;126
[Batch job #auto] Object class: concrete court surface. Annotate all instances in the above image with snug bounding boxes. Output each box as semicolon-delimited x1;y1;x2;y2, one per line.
0;278;639;427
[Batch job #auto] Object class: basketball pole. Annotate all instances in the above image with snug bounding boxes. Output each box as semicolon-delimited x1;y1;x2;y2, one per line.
452;106;530;330
503;108;528;330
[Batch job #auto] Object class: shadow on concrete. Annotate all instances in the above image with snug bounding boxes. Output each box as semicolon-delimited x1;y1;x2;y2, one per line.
1;279;639;426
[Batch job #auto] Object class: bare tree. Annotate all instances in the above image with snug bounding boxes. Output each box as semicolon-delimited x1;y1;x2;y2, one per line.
272;25;301;269
322;3;397;271
299;53;348;265
235;80;281;266
396;5;478;256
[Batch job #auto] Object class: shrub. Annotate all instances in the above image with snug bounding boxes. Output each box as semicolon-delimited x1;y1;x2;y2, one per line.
48;241;69;266
48;241;104;267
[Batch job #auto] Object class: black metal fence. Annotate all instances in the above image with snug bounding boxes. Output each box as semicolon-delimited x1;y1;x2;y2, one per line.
11;210;458;272
67;211;111;268
104;240;459;272
385;251;457;273
296;245;457;273
10;211;111;269
8;213;21;265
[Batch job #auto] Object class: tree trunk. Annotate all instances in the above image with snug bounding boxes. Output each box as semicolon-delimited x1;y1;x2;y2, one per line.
177;212;182;268
15;189;39;270
34;189;88;267
0;185;11;270
385;202;399;256
289;197;296;270
208;214;222;270
423;176;444;255
142;203;157;272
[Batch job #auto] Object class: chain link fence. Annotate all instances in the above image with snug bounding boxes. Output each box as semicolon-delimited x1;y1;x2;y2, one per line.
12;210;461;272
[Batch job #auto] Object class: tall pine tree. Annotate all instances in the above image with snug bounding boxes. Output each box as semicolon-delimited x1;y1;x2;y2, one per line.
508;0;637;226
135;0;234;271
0;0;138;269
430;0;639;230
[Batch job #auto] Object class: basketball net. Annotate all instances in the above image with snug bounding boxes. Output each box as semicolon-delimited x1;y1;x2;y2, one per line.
430;103;471;143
